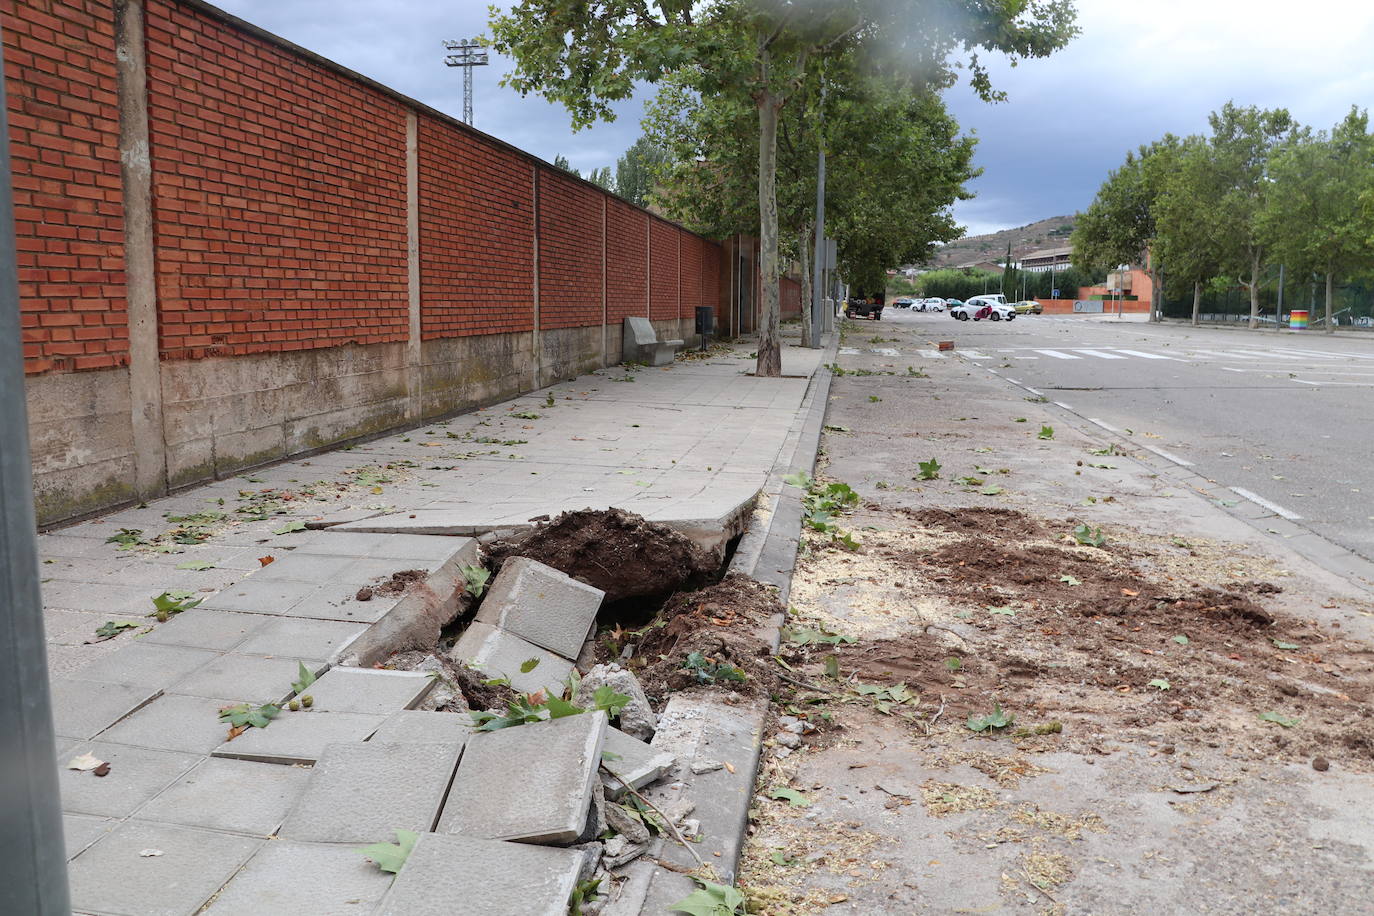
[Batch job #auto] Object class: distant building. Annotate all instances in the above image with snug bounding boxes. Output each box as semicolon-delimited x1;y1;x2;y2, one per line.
1019;246;1073;273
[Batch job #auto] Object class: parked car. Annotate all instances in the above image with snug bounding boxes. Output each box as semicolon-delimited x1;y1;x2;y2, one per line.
892;298;915;309
945;298;965;316
1013;300;1043;315
950;300;1016;321
921;298;946;312
844;297;884;320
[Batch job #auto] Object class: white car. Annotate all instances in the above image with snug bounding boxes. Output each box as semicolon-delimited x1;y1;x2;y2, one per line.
920;298;946;312
950;300;1016;321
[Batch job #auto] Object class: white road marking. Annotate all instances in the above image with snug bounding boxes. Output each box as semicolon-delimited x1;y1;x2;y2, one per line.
1024;386;1044;396
1034;349;1081;360
1053;401;1073;410
1111;349;1176;360
1086;418;1120;433
916;350;946;358
962;350;990;359
1190;349;1261;360
1229;486;1303;520
1138;444;1195;466
1233;350;1303;360
1221;367;1246;373
1073;349;1126;359
1292;379;1321;386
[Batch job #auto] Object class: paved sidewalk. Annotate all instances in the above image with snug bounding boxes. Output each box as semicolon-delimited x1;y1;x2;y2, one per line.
39;335;825;916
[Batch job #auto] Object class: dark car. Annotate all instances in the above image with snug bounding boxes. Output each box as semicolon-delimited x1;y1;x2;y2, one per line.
845;297;884;320
945;298;965;317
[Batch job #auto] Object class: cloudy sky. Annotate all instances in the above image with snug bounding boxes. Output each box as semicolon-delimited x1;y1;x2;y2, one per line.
214;0;1374;237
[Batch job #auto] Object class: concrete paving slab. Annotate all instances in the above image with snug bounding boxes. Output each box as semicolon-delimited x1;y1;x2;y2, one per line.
438;710;606;845
449;622;573;695
304;506;387;529
302;667;434;715
48;679;162;740
169;653;325;703
67;820;261;916
66;644;221;690
247;553;360;583
369;709;473;747
198;578;321;614
276;580;403;623
63;813;117;860
202;840;393;916
475;556;603;658
279;741;461;843
211;711;387;765
136;757;311;836
600;726;676;799
137;609;265;652
376;832;584;916
99;693;239;755
58;741;201;818
231;617;366;662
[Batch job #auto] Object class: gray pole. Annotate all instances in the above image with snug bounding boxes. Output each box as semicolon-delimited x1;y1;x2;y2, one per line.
809;83;827;349
1276;263;1285;331
0;43;72;916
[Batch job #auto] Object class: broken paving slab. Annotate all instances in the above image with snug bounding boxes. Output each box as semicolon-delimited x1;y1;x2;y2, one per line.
369;709;472;747
67;643;222;691
168;653;326;704
136;756;311;836
279;741;461;843
475;556;603;658
438;710;606;846
211;711;388;765
299;667;434;715
99;693;247;755
48;679;161;740
138;609;266;652
600;726;677;800
375;832;584;916
231;617;367;663
449;621;573;695
57;741;201;819
202;840;393;916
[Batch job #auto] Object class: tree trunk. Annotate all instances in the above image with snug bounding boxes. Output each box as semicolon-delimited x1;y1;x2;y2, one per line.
1191;281;1201;327
754;72;782;377
798;221;815;348
1247;252;1261;329
1325;269;1334;335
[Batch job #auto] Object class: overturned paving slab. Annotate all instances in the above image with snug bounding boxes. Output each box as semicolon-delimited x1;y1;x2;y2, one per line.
279;741;461;843
600;726;676;800
438;711;606;845
300;667;434;715
449;622;573;695
376;832;585;916
474;556;603;658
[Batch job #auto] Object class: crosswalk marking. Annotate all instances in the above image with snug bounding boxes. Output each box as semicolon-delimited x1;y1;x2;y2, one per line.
1033;349;1080;360
1189;349;1261;360
916;350;946;359
1111;349;1176;360
1072;349;1126;359
962;350;990;359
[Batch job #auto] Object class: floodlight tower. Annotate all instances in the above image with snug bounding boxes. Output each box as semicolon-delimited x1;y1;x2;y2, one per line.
443;39;489;125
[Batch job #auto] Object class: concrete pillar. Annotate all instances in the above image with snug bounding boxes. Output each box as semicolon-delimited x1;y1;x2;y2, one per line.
531;165;540;386
405;110;421;419
115;0;166;500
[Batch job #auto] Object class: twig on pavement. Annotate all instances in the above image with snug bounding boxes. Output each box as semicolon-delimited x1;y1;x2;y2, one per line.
600;764;704;868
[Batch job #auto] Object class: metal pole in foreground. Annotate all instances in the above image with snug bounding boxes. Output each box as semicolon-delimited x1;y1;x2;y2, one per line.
0;46;72;916
1276;263;1285;331
809;83;827;349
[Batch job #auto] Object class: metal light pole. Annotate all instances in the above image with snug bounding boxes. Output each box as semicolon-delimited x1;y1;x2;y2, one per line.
1276;263;1285;331
443;39;489;125
0;43;72;914
809;82;826;349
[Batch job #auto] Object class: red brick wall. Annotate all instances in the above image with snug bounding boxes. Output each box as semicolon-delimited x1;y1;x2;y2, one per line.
702;241;721;321
679;230;701;322
605;198;647;324
537;167;602;330
419;115;534;338
145;0;408;359
781;277;801;316
649;218;678;321
3;0;127;373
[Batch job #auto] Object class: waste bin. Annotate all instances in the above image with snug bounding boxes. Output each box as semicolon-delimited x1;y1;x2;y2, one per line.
694;306;714;350
1289;309;1309;330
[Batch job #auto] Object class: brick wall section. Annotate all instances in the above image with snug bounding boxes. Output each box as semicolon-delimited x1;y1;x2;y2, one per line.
679;230;701;322
605;198;647;324
3;0;127;374
648;218;679;321
781;277;801;316
419;115;534;337
145;0;409;359
702;241;721;321
537;167;602;330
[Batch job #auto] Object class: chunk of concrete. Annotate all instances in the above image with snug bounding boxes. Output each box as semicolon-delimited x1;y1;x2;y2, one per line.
599;726;676;800
574;663;657;740
211;711;387;765
369;709;472;747
476;556;603;658
438;710;606;845
279;741;461;843
203;840;393;916
449;622;572;695
299;667;434;715
376;833;584;916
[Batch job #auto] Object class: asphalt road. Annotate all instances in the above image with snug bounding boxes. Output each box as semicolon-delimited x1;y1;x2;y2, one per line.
870;308;1374;563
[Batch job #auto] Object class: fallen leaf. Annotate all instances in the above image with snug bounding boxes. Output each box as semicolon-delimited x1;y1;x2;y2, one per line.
93;762;111;777
67;752;104;771
1121;588;1139;597
225;725;246;741
258;555;275;567
724;762;736;774
1170;783;1217;794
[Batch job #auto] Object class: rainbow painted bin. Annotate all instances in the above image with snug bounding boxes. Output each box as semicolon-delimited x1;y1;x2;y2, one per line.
1289;309;1309;329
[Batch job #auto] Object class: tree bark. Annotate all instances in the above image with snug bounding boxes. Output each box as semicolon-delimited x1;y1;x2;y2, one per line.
1191;281;1201;327
1247;252;1261;329
754;62;782;377
1325;269;1334;335
798;221;815;348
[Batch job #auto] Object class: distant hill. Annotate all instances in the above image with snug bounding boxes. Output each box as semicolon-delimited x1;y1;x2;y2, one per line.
926;215;1077;269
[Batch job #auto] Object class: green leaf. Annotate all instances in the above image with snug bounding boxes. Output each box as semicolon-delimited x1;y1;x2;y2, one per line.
1148;678;1171;690
175;559;216;571
967;703;1014;732
1272;639;1300;650
1173;635;1190;645
462;565;490;598
782;471;813;490
272;520;307;535
989;606;1016;616
770;851;796;866
1259;711;1299;728
944;657;963;672
359;829;419;874
291;661;316;694
546;696;585;719
768;787;811;807
591;685;632;716
1038;425;1054;440
519;657;541;673
1059;575;1082;586
669;879;747;916
980;485;1004;496
95;620;140;638
916;458;941;480
824;654;840;679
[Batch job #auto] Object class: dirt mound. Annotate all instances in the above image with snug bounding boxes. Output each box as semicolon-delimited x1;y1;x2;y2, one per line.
905;507;1048;540
372;568;427;597
489;507;719;608
631;574;786;705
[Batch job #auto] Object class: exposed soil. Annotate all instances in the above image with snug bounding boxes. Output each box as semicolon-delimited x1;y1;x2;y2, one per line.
370;568;428;597
488;507;719;617
903;506;1050;541
383;649;518;712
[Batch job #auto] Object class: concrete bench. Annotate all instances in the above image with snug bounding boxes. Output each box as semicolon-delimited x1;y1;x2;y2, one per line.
623;316;684;367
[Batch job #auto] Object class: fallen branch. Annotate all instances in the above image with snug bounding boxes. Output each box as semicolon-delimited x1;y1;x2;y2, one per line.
1022;867;1059;904
774;669;841;694
924;694;947;737
600;764;704;868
